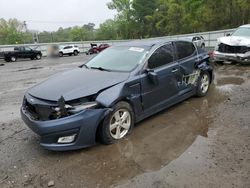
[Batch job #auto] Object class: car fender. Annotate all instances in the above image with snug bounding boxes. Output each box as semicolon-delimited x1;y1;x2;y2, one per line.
96;80;143;118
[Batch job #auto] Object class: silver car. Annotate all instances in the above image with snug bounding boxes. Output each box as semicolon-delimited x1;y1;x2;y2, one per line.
214;24;250;64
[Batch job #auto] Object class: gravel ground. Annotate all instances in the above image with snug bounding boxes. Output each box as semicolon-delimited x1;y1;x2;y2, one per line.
0;56;249;188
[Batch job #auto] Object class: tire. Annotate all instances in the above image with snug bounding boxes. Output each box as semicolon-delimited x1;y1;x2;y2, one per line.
10;56;17;62
73;50;78;56
31;57;34;60
201;43;205;49
196;71;211;97
4;58;10;62
59;52;63;57
69;53;72;56
36;54;41;60
98;101;134;145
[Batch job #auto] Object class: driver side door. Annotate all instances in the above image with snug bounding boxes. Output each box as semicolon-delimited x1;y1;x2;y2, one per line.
140;43;180;112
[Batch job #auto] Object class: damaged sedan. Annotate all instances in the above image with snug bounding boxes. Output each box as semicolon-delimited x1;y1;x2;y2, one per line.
21;39;213;151
214;24;250;63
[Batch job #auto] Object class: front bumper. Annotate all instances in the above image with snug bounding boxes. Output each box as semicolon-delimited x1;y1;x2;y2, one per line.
21;107;108;151
214;51;250;63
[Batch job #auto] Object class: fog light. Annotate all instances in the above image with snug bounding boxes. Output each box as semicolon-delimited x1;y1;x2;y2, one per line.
57;134;76;144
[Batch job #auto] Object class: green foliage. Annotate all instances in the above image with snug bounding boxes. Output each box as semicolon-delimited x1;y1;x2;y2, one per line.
0;0;249;44
0;18;32;44
104;0;250;38
37;23;96;43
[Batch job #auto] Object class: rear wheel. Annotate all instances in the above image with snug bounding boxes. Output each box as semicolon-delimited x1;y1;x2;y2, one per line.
10;56;16;62
196;71;210;97
201;43;205;49
98;101;134;144
36;54;41;60
73;50;78;56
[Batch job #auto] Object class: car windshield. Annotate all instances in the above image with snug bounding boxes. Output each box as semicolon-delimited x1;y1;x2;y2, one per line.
232;27;250;37
85;46;148;72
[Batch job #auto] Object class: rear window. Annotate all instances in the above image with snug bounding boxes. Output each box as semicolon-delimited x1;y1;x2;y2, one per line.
175;41;196;60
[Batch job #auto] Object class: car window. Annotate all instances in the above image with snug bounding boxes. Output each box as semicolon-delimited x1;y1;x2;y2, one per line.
148;43;174;69
86;46;149;72
64;46;71;49
24;47;32;51
232;27;250;37
175;41;196;60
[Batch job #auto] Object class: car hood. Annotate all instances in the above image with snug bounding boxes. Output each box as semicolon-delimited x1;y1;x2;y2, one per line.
28;68;130;101
218;36;250;47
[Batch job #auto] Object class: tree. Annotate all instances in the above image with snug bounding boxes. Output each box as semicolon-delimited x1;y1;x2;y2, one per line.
0;18;32;44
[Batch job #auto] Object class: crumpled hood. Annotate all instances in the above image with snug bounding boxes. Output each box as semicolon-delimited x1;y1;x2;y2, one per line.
218;36;250;47
28;68;129;101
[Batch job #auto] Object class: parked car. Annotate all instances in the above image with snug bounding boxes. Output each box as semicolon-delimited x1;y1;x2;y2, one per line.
59;45;80;57
0;46;42;62
192;36;205;49
214;24;250;64
21;39;213;151
86;43;110;55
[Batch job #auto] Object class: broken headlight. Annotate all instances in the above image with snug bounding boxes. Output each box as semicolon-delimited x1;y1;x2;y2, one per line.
54;102;98;115
66;102;98;114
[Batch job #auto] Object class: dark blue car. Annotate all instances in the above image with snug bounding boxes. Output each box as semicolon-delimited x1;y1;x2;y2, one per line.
21;39;213;151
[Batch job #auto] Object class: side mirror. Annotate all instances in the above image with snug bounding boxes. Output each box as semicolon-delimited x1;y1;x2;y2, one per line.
146;69;159;85
226;33;231;36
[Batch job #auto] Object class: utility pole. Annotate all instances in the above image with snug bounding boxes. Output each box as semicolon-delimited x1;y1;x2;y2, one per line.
23;21;28;44
23;21;28;32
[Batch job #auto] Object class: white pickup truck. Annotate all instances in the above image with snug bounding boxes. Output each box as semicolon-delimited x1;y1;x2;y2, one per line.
59;45;80;57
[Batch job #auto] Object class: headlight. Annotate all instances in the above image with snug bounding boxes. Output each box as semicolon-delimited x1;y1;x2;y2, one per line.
54;102;98;114
67;102;98;114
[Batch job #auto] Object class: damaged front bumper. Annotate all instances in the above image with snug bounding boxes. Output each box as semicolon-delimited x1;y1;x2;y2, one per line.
21;106;108;151
214;51;250;63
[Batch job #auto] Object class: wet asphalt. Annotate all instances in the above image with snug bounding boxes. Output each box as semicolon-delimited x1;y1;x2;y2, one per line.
0;55;249;188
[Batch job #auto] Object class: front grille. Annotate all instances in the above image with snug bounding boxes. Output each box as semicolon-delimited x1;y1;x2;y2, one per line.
218;43;250;54
24;98;55;121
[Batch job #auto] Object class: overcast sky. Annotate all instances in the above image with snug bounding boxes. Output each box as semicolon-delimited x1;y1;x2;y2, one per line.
0;0;116;31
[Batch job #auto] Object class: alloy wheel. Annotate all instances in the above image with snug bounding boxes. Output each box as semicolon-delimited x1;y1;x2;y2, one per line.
200;74;209;93
109;109;131;139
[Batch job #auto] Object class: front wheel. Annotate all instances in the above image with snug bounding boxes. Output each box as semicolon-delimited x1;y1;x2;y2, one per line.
59;52;63;57
196;71;211;97
98;101;134;145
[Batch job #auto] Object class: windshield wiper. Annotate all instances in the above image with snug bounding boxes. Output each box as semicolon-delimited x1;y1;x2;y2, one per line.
80;64;89;69
90;67;111;72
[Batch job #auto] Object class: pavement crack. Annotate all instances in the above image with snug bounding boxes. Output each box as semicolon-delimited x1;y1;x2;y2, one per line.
0;128;26;143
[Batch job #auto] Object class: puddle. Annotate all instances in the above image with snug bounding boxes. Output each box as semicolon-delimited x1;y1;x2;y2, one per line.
216;77;245;86
15;67;43;72
29;85;227;187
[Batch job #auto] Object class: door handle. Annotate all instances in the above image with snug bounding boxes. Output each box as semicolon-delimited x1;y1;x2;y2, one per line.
171;68;179;73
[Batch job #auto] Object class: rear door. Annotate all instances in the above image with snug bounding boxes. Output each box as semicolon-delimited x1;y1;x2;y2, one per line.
141;43;180;110
174;41;199;91
174;41;198;74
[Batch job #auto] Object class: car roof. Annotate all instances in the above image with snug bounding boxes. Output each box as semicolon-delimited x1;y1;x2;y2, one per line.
240;24;250;28
114;38;191;48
